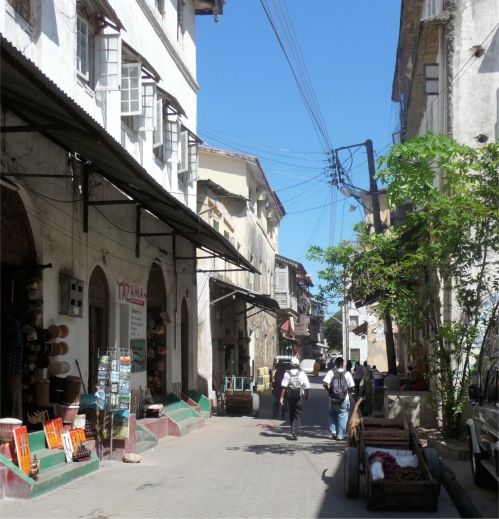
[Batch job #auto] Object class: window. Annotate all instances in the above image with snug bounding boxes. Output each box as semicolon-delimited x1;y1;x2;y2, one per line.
7;0;30;23
349;315;359;326
155;0;165;14
212;220;220;231
164;117;179;163
224;230;230;240
135;82;156;130
153;100;163;149
95;34;121;91
424;63;439;95
77;17;89;80
121;63;142;115
179;129;188;173
177;0;184;42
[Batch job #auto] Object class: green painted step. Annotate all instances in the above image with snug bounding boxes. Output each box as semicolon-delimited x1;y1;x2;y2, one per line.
135;440;157;454
31;455;99;498
134;423;158;455
32;448;67;471
165;408;198;422
175;417;205;436
28;431;47;452
188;390;211;416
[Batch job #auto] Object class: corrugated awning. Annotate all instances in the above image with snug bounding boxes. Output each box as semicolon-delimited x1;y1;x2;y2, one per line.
0;36;256;274
211;279;280;313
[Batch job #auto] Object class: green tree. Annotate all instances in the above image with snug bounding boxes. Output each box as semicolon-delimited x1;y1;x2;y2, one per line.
324;310;343;353
308;134;499;438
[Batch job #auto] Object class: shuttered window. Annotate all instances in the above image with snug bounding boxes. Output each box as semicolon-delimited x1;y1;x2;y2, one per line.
153;100;163;149
95;34;121;91
275;268;289;293
164;117;178;163
134;82;156;130
121;63;142;115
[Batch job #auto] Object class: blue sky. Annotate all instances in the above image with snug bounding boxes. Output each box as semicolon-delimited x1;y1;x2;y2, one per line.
196;1;401;313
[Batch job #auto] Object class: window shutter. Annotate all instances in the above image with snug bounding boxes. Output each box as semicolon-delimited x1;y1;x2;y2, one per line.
134;82;156;130
185;142;198;182
121;63;142;115
164;117;178;163
95;34;121;91
178;130;188;173
76;17;89;80
153;100;163;148
275;268;289;293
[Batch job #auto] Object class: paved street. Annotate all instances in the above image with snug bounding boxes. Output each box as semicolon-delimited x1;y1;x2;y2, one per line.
3;378;459;518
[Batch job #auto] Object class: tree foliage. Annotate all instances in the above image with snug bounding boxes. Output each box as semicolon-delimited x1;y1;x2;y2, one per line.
308;134;499;437
324;310;343;353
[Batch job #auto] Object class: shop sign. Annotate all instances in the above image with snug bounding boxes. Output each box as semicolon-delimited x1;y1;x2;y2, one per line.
117;281;147;306
14;426;31;474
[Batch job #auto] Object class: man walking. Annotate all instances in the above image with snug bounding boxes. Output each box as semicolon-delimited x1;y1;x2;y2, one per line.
352;361;364;395
280;357;310;440
323;357;354;441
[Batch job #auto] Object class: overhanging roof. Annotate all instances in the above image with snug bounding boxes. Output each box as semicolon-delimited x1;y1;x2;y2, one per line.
211;279;280;313
0;36;256;274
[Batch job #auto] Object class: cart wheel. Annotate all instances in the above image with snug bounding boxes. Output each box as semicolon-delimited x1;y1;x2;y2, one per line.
423;448;441;496
250;393;259;417
344;447;360;498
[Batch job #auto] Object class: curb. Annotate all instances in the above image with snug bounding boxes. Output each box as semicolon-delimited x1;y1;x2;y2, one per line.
441;461;483;518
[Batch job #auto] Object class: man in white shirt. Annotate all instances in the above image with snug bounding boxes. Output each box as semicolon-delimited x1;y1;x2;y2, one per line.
280;357;310;440
322;357;355;441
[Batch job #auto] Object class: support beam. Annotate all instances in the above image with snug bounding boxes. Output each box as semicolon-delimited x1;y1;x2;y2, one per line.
87;199;155;206
135;205;141;258
0;173;82;178
0;125;70;133
83;166;89;233
197;269;248;273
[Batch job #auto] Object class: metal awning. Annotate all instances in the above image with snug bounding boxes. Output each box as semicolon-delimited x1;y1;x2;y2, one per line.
0;36;256;274
210;279;280;314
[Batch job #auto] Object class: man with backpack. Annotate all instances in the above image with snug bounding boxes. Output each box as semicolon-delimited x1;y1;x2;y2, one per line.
322;357;354;441
280;357;310;440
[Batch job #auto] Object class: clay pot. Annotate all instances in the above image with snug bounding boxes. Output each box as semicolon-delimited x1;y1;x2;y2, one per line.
59;325;69;338
50;343;62;356
27;289;40;300
23;324;34;333
63;376;81;405
28;311;43;328
59;342;69;355
47;325;61;339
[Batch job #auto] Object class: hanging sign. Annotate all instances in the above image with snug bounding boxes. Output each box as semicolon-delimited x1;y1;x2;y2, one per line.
43;418;65;449
61;431;74;463
14;426;31;474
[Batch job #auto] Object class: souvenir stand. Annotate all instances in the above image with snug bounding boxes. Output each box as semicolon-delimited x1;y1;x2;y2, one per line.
97;347;132;457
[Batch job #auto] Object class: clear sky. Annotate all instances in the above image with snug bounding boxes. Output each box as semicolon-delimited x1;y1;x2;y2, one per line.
196;1;402;313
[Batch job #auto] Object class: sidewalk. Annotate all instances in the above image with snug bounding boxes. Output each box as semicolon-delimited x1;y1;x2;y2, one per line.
418;431;498;519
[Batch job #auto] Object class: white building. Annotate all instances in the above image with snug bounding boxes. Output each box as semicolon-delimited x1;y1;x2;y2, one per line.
196;146;284;405
0;1;251;454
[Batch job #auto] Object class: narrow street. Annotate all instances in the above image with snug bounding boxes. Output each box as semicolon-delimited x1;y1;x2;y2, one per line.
3;377;459;519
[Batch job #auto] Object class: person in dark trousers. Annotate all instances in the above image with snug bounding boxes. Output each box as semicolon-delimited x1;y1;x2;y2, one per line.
272;361;287;419
280;357;310;440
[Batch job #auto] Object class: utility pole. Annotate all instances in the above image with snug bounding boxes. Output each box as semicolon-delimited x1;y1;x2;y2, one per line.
365;140;397;372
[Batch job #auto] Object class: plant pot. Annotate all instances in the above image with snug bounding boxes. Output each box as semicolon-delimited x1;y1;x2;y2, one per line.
57;404;79;424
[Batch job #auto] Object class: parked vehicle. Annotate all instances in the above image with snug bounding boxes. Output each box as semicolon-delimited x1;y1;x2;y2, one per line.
299;358;316;375
466;351;499;486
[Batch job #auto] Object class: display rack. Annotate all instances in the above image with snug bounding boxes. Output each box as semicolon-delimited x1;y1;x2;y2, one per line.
98;348;132;457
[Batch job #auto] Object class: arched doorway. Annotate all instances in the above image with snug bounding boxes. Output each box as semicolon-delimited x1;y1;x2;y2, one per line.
181;298;189;395
1;186;36;420
146;262;168;396
88;266;109;393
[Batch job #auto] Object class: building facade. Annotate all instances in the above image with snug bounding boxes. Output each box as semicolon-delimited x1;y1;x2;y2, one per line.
0;1;248;439
196;147;284;405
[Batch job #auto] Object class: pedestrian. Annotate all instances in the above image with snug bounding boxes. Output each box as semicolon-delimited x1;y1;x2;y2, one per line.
363;360;372;382
346;360;353;373
272;361;287;419
280;357;310;440
313;359;320;377
352;361;364;394
384;367;401;391
323;357;354;441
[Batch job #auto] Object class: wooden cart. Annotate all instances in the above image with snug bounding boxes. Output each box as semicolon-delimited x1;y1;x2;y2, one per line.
223;375;259;417
344;417;442;512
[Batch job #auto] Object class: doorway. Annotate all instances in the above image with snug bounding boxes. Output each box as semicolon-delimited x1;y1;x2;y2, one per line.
146;262;167;396
180;298;189;395
88;266;109;393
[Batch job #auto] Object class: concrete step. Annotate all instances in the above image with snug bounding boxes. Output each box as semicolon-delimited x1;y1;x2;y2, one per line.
31;447;66;472
31;454;99;498
135;440;158;454
164;408;197;422
177;416;205;436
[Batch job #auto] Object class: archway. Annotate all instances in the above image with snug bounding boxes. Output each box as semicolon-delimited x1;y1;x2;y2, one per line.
181;298;189;395
146;262;168;396
88;266;109;393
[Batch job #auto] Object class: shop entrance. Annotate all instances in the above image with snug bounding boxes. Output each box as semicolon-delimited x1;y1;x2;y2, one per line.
180;298;189;395
1;185;36;420
88;266;109;393
146;262;167;396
